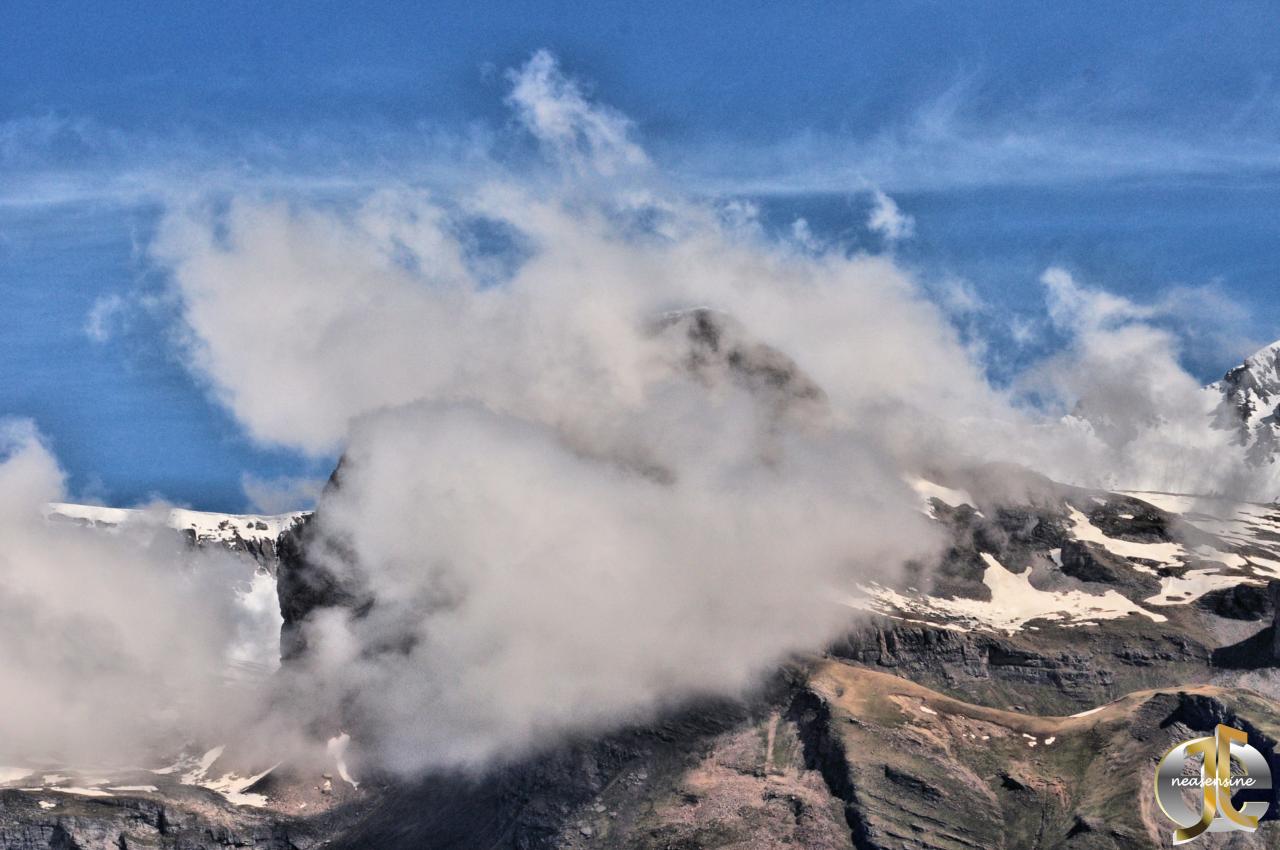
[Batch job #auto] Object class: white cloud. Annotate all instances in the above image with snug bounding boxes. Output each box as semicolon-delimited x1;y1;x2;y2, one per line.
506;49;648;176
1019;268;1262;496
139;55;1280;775
0;420;276;766
6;49;1270;780
867;188;915;242
84;293;127;343
241;472;326;514
1009;315;1038;346
150;53;1032;773
936;276;985;316
1041;267;1150;330
790;217;821;252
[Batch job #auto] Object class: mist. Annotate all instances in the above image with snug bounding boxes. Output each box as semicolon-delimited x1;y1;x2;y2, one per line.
2;51;1277;779
0;420;276;767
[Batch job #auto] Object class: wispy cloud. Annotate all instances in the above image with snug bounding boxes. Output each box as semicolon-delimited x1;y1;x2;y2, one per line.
9;58;1280;212
671;70;1280;194
506;50;648;177
240;472;325;514
866;189;915;242
84;293;127;343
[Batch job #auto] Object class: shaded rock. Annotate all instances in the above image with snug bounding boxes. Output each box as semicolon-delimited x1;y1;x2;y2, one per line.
1195;581;1274;620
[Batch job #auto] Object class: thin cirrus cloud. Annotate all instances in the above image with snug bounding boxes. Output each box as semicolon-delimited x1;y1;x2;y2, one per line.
6;60;1280;211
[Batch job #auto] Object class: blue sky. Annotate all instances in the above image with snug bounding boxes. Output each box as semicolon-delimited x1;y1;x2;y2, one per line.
3;2;1280;510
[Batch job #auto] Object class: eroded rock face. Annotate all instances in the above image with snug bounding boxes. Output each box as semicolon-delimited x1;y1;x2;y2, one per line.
790;662;1280;850
829;616;1212;715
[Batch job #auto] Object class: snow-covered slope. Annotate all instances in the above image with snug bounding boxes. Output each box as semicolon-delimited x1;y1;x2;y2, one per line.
854;476;1280;636
1211;338;1280;465
44;501;308;568
45;501;305;544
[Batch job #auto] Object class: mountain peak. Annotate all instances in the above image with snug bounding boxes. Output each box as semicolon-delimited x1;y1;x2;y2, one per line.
1238;338;1280;386
1212;339;1280;465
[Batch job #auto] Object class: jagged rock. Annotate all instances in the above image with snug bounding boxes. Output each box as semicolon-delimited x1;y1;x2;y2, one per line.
652;307;828;419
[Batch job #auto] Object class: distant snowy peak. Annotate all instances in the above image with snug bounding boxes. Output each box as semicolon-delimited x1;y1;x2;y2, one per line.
1211;338;1280;465
863;475;1280;636
45;502;309;567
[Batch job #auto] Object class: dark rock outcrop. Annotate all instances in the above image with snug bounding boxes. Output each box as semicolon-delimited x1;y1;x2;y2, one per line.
830;616;1211;715
1195;581;1275;620
1212;579;1280;668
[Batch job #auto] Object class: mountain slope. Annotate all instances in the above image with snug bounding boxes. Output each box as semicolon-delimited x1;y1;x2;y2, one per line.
8;469;1280;849
44;502;307;570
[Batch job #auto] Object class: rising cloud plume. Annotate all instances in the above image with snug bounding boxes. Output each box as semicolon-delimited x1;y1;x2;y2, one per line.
2;51;1275;780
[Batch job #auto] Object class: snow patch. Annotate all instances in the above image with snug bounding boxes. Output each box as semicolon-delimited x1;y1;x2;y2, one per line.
177;746;226;785
202;764;278;808
854;553;1165;634
1070;706;1105;718
50;787;113;797
908;478;977;514
1145;569;1262;607
1066;507;1184;566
